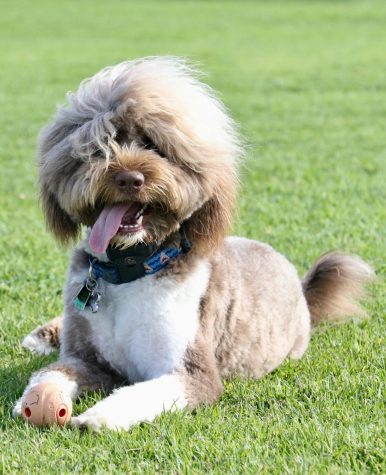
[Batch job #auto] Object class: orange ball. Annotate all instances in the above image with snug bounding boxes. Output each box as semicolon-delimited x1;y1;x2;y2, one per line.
21;383;72;427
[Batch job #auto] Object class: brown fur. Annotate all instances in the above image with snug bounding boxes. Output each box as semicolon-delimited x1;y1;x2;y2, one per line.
35;316;63;349
302;251;375;324
185;163;238;254
40;186;79;244
36;358;125;394
180;341;223;408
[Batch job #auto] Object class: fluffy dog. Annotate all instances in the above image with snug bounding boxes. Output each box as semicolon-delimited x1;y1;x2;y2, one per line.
14;57;374;431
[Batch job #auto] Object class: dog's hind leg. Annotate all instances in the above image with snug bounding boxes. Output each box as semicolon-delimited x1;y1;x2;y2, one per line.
22;316;63;355
289;297;311;360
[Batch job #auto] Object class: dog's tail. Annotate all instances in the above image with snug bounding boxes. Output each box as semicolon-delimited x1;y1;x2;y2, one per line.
302;252;375;326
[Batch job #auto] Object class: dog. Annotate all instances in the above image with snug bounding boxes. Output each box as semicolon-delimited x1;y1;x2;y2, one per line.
13;57;374;431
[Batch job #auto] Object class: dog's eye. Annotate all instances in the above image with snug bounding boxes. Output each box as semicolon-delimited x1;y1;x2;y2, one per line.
141;135;161;155
115;128;127;144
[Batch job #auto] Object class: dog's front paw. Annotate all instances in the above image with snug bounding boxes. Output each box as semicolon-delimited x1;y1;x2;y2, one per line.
22;328;57;356
12;398;23;418
71;404;125;432
22;333;55;356
22;317;62;356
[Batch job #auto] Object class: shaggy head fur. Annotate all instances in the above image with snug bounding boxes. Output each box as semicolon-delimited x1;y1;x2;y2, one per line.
39;57;243;254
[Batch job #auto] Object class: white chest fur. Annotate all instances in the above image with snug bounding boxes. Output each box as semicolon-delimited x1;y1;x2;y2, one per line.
71;259;210;383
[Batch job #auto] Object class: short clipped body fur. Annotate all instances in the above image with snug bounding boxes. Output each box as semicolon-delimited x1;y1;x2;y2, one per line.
15;57;374;431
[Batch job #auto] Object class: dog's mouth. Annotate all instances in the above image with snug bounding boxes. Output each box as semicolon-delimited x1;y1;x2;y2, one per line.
118;203;151;233
89;202;152;254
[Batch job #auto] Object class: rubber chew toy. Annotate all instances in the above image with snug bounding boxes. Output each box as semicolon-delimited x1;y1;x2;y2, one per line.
21;383;72;427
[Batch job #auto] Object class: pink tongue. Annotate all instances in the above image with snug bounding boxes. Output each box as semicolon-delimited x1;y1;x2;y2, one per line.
89;204;130;254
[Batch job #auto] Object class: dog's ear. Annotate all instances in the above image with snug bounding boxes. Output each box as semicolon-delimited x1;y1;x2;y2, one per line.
40;185;80;244
184;165;238;253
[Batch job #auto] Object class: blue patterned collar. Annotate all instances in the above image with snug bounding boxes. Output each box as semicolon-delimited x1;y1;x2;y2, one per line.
87;240;189;285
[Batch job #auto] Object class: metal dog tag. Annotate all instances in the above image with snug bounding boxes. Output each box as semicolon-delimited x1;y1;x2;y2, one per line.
73;280;94;311
88;291;101;313
73;257;101;314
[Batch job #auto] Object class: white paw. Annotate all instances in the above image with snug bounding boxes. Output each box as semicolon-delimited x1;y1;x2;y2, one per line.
22;332;56;356
71;406;125;432
12;398;23;418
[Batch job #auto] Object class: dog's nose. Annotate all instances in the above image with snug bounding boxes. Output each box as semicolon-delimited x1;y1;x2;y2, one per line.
114;171;145;191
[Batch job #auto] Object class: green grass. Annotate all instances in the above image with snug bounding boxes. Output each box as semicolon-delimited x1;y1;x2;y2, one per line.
1;0;385;473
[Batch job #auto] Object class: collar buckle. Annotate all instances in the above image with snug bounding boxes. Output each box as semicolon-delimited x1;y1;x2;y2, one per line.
105;243;157;283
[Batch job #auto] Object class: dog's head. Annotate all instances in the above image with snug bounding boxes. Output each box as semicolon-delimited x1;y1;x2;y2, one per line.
39;57;242;255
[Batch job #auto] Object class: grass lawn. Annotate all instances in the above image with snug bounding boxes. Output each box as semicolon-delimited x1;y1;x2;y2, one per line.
1;0;385;473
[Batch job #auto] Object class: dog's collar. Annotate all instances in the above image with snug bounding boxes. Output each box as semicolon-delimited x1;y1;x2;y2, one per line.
73;230;191;313
87;236;191;285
